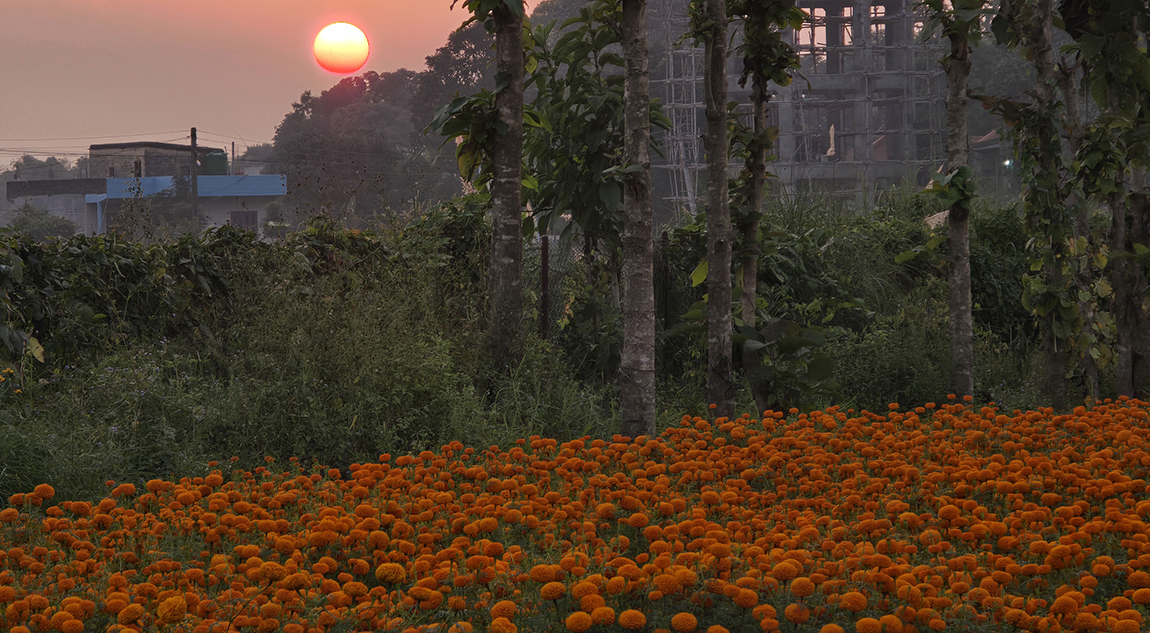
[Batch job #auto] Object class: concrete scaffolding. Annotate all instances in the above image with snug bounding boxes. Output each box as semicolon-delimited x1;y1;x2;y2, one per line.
654;0;947;211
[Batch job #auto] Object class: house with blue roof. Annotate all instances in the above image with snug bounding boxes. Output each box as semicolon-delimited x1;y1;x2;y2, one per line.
5;141;286;237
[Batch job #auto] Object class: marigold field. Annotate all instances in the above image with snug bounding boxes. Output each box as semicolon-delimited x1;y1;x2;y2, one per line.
3;398;1150;633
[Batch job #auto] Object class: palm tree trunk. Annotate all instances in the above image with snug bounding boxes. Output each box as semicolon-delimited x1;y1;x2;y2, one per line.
620;0;657;439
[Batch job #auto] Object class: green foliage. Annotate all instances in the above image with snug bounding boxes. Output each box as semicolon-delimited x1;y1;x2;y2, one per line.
729;0;805;90
925;165;978;213
522;1;669;246
0;229;229;364
452;0;526;31
7;204;79;242
427;24;543;192
918;0;990;46
552;253;622;383
664;211;870;410
0;202;621;501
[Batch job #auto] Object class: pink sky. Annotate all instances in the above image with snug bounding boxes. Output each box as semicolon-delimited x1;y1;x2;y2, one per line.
0;0;481;163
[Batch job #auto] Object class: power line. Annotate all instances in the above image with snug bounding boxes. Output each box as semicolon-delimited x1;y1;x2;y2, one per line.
0;137;198;159
0;130;188;142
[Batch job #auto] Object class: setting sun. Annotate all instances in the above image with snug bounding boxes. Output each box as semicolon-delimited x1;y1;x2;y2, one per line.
313;22;369;74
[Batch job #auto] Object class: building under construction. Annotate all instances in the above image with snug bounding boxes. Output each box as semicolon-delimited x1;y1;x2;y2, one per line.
655;0;947;211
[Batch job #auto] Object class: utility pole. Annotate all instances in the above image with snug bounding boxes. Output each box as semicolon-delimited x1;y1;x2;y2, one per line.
190;127;199;228
231;141;236;176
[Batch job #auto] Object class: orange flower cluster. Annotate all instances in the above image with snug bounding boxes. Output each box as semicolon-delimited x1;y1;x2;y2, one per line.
2;397;1150;633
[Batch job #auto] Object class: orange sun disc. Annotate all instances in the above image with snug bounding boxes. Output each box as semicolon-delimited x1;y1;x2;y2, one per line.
313;22;370;74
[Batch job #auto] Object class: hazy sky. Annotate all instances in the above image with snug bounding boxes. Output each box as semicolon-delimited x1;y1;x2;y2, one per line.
1;0;476;163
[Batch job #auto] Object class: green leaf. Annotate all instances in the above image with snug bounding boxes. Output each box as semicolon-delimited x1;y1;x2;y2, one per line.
457;149;479;180
502;0;525;18
895;250;919;264
806;354;834;381
598;182;621;210
743;339;768;353
26;336;44;363
690;258;709;287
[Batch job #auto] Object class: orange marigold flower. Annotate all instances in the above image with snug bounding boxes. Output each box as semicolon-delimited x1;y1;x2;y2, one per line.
671;612;698;632
375;563;405;585
841;591;868;612
821;626;846;633
581;593;607;612
491;600;517;619
566;611;593;633
280;573;309;591
591;607;616;625
773;561;799;581
675;568;699;587
490;617;518;633
734;588;759;608
1130;571;1150;589
878;615;903;633
856;617;882;633
791;577;816;598
261;562;288;582
343;581;368;598
32;484;55;500
620;610;647;630
1050;595;1080;615
572;581;600;599
648;572;675;593
542;581;567;601
707;627;730;633
156;596;187;625
530;564;555;583
117;603;145;625
785;603;810;624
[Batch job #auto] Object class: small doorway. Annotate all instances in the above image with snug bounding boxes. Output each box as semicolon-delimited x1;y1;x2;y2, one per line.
231;210;257;233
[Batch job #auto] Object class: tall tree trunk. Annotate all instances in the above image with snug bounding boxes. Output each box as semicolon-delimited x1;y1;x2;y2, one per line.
704;0;734;418
944;30;974;399
1058;56;1099;401
1033;0;1067;409
488;4;525;371
742;73;770;416
1111;188;1133;397
620;0;657;440
1113;174;1150;399
1104;71;1137;398
1129;184;1150;398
